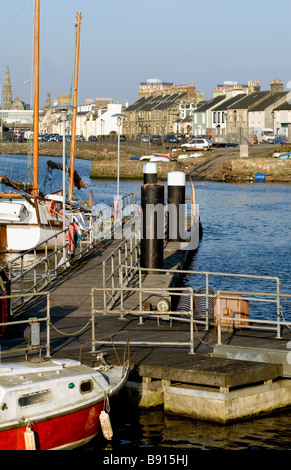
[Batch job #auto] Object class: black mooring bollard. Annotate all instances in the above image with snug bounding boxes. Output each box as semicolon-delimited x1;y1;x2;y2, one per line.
167;171;186;241
140;183;164;271
143;162;157;185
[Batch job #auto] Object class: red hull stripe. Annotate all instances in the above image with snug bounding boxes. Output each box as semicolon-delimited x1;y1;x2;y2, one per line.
0;402;104;450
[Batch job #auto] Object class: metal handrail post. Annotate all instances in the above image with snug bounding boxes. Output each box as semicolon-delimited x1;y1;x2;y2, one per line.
276;277;281;339
217;291;221;345
139;268;143;324
205;272;209;331
189;287;195;354
91;290;96;353
21;256;24;305
46;293;51;357
102;261;106;309
119;266;124;318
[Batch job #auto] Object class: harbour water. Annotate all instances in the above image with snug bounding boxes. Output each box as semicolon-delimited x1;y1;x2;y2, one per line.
0;154;290;451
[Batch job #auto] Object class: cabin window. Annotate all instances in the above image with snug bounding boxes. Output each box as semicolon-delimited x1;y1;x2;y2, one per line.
18;390;53;407
80;380;93;394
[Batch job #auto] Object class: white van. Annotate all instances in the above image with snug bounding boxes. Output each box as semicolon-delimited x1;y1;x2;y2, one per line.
261;128;275;143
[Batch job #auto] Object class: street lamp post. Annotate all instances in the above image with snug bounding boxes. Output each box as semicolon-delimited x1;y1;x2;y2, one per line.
52;104;75;262
111;113;127;208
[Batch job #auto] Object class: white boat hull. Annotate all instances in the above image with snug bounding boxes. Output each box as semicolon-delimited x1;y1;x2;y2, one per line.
0;196;64;252
0;359;129;450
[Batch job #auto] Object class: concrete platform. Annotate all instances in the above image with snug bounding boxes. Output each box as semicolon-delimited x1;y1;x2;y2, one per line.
123;351;289;423
137;354;283;390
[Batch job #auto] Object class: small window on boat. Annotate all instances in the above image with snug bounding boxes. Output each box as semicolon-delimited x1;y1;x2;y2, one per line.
80;380;93;394
18;390;53;407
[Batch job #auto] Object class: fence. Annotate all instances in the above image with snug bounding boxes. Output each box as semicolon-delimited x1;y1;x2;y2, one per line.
0;193;136;316
0;292;51;357
102;228;141;308
97;263;291;348
90;286;195;354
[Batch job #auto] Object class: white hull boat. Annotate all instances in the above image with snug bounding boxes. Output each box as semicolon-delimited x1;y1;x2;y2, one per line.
0;358;129;450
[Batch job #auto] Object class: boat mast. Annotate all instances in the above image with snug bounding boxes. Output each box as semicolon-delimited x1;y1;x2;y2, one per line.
32;0;40;196
68;12;81;201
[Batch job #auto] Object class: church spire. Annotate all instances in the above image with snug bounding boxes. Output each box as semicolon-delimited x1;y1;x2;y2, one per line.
3;65;12;109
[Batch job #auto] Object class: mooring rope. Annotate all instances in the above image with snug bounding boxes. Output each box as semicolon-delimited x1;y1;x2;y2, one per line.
50;292;91;309
50;320;91;336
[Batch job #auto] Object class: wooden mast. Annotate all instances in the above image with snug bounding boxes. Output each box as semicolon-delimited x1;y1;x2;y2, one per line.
32;0;40;196
68;12;81;201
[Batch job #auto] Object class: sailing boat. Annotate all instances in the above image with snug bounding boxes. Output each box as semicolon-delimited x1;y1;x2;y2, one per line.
0;4;89;252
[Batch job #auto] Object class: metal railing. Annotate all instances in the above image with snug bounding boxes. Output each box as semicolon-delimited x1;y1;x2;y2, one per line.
90;286;195;354
0;292;51;357
5;223;94;314
113;264;291;340
0;193;136;316
102;228;141;308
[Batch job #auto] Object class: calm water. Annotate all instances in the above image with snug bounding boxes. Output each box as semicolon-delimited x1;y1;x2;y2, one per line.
1;154;291;451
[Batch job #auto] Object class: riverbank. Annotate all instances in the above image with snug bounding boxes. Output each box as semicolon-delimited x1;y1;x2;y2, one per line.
0;141;290;182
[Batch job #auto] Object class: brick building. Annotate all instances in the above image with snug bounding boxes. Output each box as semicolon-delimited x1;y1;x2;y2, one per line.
124;79;204;138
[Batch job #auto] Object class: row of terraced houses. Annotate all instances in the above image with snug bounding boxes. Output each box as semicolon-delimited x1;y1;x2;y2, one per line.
1;66;291;143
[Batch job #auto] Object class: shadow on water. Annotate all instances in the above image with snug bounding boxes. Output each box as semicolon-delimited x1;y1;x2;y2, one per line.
84;393;291;451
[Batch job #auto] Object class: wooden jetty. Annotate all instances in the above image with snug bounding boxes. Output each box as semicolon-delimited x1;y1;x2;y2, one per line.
1;217;291;423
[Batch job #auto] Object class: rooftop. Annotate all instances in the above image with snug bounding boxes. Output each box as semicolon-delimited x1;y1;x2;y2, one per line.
249;92;288;111
273;99;291;111
227;91;269;109
193;95;226;113
211;94;247;111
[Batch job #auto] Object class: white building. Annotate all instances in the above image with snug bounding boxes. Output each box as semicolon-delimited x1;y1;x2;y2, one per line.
273;100;291;138
41;102;123;139
248;92;288;140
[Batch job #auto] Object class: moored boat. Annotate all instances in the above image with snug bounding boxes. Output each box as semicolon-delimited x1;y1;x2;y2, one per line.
0;358;129;450
0;4;90;253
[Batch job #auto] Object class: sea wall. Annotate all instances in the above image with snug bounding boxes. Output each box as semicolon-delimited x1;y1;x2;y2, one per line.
90;160;179;180
229;157;291;181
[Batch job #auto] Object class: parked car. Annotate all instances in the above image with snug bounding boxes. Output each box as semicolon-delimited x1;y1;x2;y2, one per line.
49;134;62;141
274;135;287;144
120;135;126;141
138;134;149;142
76;135;85;142
88;135;98;141
261;128;275;143
164;134;178;143
45;133;60;141
181;138;212;152
150;135;162;145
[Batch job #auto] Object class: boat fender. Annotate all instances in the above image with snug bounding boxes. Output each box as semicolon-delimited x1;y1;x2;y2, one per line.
47;200;57;216
24;426;36;450
100;410;113;440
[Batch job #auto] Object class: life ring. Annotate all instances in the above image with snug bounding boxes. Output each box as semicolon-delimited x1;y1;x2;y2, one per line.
47;200;57;216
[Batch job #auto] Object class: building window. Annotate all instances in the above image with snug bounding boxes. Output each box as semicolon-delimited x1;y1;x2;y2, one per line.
213;112;216;123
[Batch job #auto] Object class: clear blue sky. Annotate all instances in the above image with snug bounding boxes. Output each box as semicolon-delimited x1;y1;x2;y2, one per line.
1;0;290;108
